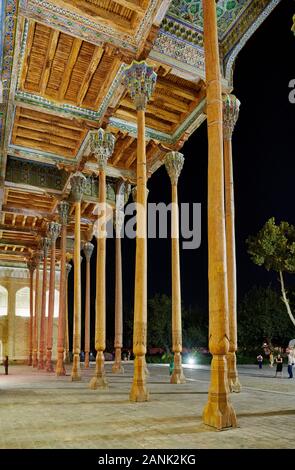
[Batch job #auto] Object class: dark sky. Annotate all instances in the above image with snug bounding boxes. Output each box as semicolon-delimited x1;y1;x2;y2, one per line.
69;1;295;348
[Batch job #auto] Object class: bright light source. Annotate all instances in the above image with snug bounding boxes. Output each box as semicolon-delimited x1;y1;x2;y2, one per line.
188;357;195;365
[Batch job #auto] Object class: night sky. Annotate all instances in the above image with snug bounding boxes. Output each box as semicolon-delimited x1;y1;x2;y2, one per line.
68;1;295;348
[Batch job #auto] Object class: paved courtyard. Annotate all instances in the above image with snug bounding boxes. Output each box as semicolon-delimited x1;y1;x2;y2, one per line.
0;362;294;449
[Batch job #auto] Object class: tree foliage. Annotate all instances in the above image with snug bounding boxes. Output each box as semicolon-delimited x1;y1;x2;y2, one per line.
238;285;293;350
246;217;295;327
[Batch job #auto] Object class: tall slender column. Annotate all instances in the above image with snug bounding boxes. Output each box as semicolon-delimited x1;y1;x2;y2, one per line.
38;237;50;369
123;61;157;402
56;201;70;376
64;261;72;363
165;151;186;384
83;241;94;369
70;172;86;381
46;221;61;372
202;0;237;429
112;182;126;374
32;252;41;368
223;94;241;393
89;128;115;390
27;258;36;366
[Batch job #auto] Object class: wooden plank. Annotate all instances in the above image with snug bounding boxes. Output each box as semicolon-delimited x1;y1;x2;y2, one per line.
124;147;137;168
121;99;180;124
16;127;78;149
113;0;145;13
39;29;60;94
93;57;121;109
16;116;83;140
19;21;36;90
77;46;104;106
156;79;198;101
2;205;52;218
19;107;85;132
58;38;83;101
152;92;190;113
14;136;76;157
111;136;134;166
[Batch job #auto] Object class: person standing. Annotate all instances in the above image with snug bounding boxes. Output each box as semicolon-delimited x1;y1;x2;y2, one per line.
275;354;283;378
257;354;263;369
269;352;274;367
287;351;294;378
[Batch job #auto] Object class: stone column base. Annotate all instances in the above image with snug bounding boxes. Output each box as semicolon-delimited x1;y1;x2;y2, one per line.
71;353;81;381
89;351;108;389
46;350;54;372
32;352;38;368
226;352;241;393
28;354;32;366
130;355;149;402
112;348;124;374
38;355;45;370
170;352;186;384
203;355;237;430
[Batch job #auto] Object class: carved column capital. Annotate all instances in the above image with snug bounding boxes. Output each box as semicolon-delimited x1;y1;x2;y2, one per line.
223;94;240;141
41;237;50;258
33;251;42;267
122;60;157;110
165;151;184;185
70;171;86;202
58;200;70;225
27;258;37;274
89;129;115;170
47;221;61;243
83;241;94;262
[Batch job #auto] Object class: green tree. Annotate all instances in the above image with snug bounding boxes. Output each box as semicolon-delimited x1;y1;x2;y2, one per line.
238;285;293;350
246;217;295;327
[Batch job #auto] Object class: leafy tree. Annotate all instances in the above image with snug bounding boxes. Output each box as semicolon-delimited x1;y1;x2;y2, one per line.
246;217;295;327
238;285;293;350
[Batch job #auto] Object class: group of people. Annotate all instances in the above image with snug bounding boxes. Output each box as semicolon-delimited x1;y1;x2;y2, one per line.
257;350;294;378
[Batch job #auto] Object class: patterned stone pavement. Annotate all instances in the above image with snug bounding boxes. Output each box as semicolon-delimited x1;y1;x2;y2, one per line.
0;363;294;449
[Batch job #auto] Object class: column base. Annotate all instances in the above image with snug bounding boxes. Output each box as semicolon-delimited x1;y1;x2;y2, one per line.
203;355;237;430
112;362;124;374
129;355;149;402
227;352;241;393
89;351;108;389
56;350;66;376
38;356;45;370
46;350;54;372
71;354;81;381
170;352;186;384
28;354;32;366
84;352;90;369
32;352;38;368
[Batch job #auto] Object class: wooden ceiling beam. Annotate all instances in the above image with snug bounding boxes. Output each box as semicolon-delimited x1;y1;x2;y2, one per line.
113;0;145;13
14;136;76;158
77;46;104;106
58;38;83;101
120;99;180;124
15;127;78;149
124;147;137;169
19;21;36;91
94;57;121;109
156;79;199;101
39;29;60;94
2;205;52;219
16;117;83;140
111;136;135;166
152;92;190;113
19;108;85;132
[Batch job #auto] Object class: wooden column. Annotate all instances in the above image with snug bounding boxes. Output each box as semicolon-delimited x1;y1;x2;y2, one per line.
123;61;157;402
223;94;241;393
89;129;115;390
165;151;186;384
27;258;36;366
70;172;86;381
112;182;126;374
46;221;61;372
32;252;41;368
83;241;94;369
64;261;72;363
38;237;50;369
56;201;70;376
202;0;237;429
